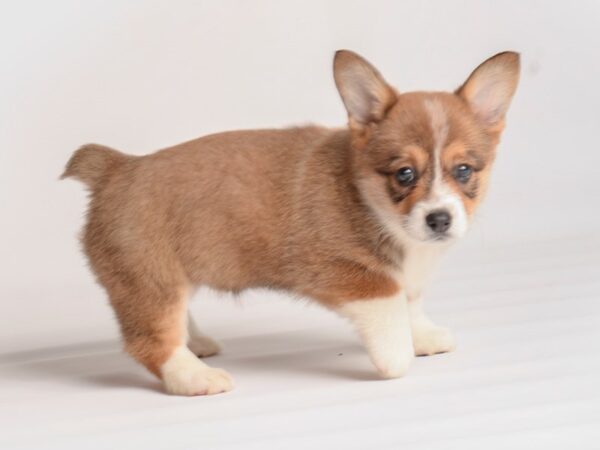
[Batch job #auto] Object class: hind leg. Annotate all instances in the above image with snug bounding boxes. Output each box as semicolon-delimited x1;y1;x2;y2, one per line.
187;313;221;357
108;282;233;396
161;345;232;396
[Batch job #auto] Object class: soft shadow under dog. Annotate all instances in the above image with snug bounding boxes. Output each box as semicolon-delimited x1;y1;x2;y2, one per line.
0;330;378;393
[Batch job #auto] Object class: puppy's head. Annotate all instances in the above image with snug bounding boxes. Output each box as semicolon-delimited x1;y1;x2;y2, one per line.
334;50;520;245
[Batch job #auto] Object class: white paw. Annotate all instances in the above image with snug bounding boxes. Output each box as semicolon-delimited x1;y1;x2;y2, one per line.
372;351;414;379
163;365;234;396
160;347;233;396
188;335;221;357
412;326;456;356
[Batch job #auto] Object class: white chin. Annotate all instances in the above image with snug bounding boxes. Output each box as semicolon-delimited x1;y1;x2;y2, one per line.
429;234;457;244
404;229;460;245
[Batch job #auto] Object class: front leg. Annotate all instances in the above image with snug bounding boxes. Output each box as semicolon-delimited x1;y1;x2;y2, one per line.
337;293;414;378
409;296;456;356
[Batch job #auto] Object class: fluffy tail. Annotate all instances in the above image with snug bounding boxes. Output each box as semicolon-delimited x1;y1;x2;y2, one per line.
61;144;130;189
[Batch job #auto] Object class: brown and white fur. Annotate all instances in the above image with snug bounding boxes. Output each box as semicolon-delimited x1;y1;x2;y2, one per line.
62;50;520;395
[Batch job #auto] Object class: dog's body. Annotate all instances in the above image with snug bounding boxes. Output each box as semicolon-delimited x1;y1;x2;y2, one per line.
63;50;520;395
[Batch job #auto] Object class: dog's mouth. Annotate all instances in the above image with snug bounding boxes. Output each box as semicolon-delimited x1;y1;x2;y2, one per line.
418;233;454;245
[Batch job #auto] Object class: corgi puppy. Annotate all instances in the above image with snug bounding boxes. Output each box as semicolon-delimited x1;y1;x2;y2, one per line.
62;50;520;396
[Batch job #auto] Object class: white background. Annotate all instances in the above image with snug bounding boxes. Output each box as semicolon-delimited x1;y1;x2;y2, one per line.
1;1;599;449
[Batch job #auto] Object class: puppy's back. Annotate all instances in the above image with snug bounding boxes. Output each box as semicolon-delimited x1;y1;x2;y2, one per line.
63;126;335;289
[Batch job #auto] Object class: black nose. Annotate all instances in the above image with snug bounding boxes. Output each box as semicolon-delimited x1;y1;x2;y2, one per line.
425;210;451;233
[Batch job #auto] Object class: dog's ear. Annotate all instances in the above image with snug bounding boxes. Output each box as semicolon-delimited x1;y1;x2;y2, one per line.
457;52;520;133
334;50;397;131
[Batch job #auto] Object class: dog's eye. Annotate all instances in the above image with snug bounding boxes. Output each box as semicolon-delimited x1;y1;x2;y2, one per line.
453;164;473;183
395;167;416;186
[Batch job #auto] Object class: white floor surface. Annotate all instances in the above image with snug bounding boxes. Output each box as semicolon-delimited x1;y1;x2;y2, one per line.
1;236;599;449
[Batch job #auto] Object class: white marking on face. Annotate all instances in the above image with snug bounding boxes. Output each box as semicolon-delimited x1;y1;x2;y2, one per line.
401;99;469;242
356;98;470;247
425;98;449;194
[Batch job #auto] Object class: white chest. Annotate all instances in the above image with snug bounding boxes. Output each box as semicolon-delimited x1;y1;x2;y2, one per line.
395;243;446;301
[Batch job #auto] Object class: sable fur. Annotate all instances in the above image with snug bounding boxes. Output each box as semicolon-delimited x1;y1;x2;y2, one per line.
63;50;520;393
